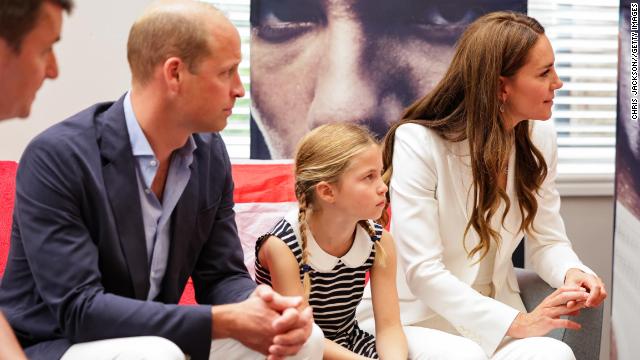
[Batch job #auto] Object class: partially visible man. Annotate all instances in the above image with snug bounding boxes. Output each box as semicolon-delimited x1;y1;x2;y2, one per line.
0;1;322;359
0;1;73;359
0;0;72;120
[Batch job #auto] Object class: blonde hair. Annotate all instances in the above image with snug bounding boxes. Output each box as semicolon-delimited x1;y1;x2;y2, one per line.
127;1;221;85
294;123;387;298
382;11;547;262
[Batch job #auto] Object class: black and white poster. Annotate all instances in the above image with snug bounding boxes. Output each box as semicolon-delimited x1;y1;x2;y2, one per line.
249;0;528;159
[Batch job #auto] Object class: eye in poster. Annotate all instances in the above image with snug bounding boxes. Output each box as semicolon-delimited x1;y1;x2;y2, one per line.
249;0;527;159
612;1;640;359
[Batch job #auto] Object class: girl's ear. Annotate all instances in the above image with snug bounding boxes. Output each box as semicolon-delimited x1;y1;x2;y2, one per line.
315;181;336;204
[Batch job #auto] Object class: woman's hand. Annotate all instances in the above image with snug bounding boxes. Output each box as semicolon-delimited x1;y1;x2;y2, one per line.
564;268;607;308
506;286;589;338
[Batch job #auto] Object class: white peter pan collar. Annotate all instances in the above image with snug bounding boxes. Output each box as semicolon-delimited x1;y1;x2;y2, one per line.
284;209;375;272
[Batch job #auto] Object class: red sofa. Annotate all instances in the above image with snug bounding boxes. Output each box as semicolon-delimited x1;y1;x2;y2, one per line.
0;161;17;279
0;160;296;305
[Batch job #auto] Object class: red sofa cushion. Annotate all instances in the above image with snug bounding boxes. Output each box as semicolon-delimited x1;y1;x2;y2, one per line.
0;161;17;278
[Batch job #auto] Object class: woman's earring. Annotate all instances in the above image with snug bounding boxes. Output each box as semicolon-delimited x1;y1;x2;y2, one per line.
499;101;505;113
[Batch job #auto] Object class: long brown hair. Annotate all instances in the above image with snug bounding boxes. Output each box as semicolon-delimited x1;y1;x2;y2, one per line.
381;11;548;261
295;123;387;298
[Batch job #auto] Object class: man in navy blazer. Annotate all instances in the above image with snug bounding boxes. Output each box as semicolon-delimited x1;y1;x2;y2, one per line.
0;1;321;359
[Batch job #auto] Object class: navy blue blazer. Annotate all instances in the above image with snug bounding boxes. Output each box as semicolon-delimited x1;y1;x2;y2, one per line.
0;96;256;360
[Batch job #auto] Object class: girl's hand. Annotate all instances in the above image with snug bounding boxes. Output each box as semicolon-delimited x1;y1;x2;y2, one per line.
506;286;589;338
564;268;607;308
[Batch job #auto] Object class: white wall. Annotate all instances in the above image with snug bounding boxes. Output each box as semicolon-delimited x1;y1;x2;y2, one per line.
0;0;149;161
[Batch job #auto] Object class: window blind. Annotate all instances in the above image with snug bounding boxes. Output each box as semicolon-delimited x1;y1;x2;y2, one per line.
205;0;252;159
528;0;618;176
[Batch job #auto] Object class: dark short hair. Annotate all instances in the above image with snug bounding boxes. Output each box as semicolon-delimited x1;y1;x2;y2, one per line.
0;0;73;52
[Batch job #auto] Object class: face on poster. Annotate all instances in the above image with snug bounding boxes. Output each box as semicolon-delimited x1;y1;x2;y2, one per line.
249;0;527;159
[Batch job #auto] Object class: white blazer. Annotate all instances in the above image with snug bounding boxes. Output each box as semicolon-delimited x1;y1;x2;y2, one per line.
383;121;594;356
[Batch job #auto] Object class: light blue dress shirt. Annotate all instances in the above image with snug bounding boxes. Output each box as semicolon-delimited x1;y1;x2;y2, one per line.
123;91;196;300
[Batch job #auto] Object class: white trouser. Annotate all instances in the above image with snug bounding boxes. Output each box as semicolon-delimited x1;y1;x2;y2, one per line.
402;326;575;360
61;324;324;360
356;299;574;360
61;336;185;360
208;323;324;359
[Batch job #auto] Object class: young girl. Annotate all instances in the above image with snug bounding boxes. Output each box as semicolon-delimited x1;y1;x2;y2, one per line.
254;123;407;360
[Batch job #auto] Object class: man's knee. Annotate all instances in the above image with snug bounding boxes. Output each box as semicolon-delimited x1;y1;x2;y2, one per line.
129;336;185;360
62;336;185;360
291;323;324;360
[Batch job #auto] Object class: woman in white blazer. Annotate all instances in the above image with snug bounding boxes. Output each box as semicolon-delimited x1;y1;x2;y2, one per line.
357;11;607;359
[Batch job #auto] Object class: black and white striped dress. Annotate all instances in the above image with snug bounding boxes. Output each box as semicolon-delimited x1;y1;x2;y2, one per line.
255;210;380;358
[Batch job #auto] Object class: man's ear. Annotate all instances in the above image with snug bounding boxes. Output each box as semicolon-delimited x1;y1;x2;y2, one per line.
315;181;336;204
162;57;183;93
0;37;16;60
